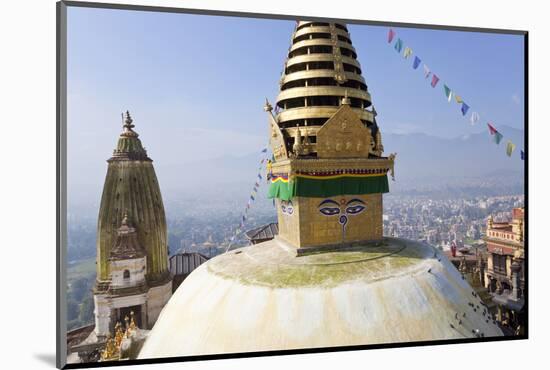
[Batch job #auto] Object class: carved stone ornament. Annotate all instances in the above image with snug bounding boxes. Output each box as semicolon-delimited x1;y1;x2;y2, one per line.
316;105;372;159
267;112;288;160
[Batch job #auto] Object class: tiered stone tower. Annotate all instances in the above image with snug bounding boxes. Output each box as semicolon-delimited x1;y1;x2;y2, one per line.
93;112;172;336
266;21;395;251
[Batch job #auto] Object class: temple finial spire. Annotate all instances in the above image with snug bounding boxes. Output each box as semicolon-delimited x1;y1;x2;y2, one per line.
264;98;273;112
124;110;135;130
119;110;139;139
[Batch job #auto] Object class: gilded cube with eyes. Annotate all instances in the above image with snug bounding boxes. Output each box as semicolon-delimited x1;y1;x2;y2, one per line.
276;194;383;249
265;54;395;252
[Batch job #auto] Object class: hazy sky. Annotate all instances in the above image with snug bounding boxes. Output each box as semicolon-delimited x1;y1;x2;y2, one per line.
67;6;524;206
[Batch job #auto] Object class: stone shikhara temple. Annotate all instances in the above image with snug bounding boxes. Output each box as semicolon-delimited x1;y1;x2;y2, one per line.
138;22;503;359
69;112;173;362
94;112;172;335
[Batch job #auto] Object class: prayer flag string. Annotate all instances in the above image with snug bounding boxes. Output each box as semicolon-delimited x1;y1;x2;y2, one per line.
224;146;271;253
386;28;524;160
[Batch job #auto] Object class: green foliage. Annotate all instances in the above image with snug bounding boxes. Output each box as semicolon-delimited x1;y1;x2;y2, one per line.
71;277;91;302
67;258;96;330
68;226;96;261
67;257;96;283
79;294;95;326
67;298;80;321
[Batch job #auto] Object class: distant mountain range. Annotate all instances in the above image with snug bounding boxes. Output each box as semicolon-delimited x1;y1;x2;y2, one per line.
384;125;524;181
157;125;524;196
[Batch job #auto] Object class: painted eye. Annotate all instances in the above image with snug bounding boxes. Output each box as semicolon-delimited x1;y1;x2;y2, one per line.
286;205;293;215
346;205;366;214
281;204;287;213
319;207;340;216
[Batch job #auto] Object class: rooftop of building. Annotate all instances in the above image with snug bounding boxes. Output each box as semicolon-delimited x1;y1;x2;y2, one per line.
244;222;279;242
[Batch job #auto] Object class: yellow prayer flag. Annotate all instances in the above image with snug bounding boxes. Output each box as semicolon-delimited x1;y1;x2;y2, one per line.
506;141;516;157
403;47;413;59
455;95;463;103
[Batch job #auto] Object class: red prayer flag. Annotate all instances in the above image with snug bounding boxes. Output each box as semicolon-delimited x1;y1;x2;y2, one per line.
388;29;396;43
431;74;440;88
487;123;498;135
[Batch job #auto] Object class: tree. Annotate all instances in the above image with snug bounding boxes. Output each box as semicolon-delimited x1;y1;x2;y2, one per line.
79;294;95;325
67;298;80;321
71;277;91;302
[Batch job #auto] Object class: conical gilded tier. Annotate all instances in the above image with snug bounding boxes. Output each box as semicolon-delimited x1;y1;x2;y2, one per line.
275;21;378;156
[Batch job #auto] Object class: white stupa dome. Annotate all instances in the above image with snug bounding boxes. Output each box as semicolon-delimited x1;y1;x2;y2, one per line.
139;237;502;358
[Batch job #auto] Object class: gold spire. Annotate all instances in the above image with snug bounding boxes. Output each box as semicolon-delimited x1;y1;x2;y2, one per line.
274;21;377;158
264;20;396;251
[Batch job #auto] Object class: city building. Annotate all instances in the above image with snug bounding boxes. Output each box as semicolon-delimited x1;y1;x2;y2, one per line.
138;21;501;359
483;208;525;334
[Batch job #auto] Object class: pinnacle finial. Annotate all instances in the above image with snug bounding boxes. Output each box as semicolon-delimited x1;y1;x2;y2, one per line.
124;110;135;129
341;90;351;105
264;98;273;112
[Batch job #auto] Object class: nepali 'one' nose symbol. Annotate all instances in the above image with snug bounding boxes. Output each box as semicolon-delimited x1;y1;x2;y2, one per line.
339;214;348;226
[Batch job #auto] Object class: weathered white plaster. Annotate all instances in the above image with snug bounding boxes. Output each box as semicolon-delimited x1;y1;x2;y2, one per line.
109;257;147;288
139;238;503;358
146;280;172;328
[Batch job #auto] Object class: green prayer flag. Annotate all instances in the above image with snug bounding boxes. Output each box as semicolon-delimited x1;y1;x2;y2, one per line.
493;131;503;145
444;84;452;102
394;38;403;53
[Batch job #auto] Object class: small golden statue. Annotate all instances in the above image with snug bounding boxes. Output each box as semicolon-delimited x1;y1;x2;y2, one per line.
124;311;138;339
114;322;124;348
100;333;119;361
129;311;138;332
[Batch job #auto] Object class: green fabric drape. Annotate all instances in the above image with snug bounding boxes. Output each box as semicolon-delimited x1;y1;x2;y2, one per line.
268;175;389;201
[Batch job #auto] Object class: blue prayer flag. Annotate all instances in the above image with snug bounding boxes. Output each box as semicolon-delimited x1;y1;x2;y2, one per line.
413;56;421;69
461;103;470;116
